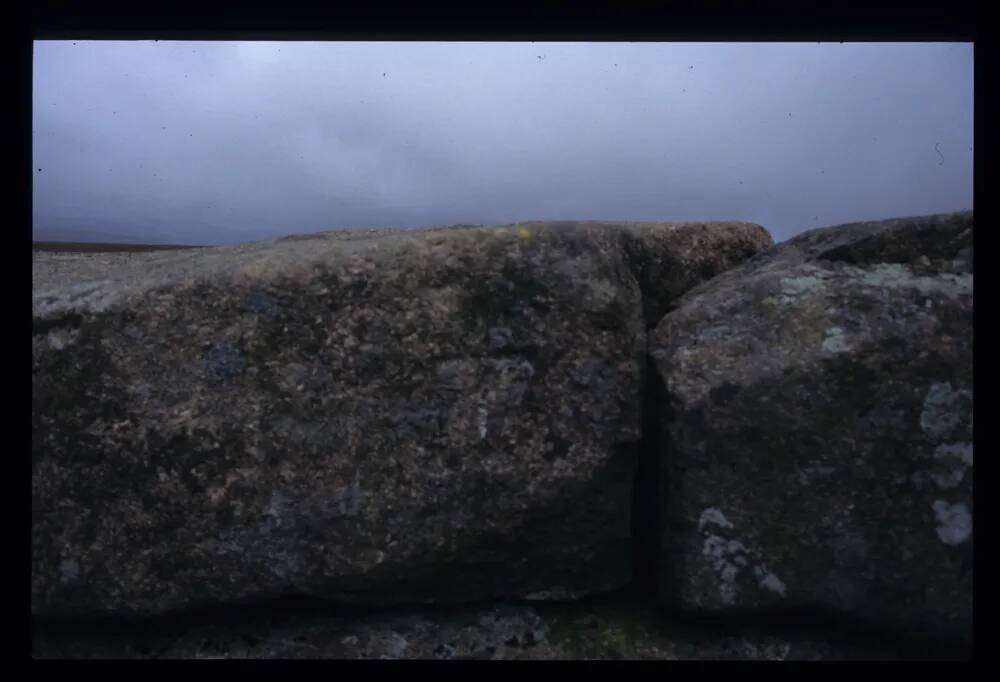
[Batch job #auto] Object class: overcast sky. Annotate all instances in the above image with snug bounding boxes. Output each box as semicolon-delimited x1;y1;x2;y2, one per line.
32;41;973;245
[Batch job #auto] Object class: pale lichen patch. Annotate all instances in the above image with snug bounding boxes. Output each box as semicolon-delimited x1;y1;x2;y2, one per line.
207;486;227;505
779;274;827;299
910;442;973;491
821;326;851;353
920;383;971;441
332;478;366;517
59;558;80;583
702;535;748;605
753;565;788;597
378;632;410;659
697;507;792;605
859;265;972;296
931;500;972;546
934;442;973;467
477;406;489;441
930;469;966;489
47;327;80;350
698;507;734;533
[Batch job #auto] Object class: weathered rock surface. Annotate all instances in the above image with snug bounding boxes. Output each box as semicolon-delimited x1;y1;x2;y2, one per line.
650;211;973;642
32;220;771;620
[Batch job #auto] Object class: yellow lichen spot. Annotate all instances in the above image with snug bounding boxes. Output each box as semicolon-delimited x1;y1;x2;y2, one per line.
516;226;532;239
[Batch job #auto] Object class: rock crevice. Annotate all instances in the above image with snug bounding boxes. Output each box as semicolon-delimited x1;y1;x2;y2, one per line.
32;220;771;622
32;213;972;655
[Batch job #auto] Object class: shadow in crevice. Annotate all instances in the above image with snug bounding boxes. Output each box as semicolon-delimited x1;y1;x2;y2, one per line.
630;355;669;596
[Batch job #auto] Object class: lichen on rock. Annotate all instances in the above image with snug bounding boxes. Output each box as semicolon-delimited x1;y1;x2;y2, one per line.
32;219;771;621
650;211;973;644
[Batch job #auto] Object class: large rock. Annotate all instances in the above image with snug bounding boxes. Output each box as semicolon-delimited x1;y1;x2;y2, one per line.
32;220;771;620
650;212;973;642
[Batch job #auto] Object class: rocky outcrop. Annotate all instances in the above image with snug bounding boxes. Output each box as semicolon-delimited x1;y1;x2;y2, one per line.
33;211;974;656
650;212;973;643
32;220;771;620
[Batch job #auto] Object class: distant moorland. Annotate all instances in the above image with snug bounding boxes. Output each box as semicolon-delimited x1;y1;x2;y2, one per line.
33;242;208;253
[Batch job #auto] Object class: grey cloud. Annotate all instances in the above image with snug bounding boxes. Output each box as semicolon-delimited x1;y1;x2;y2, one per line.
33;41;973;245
